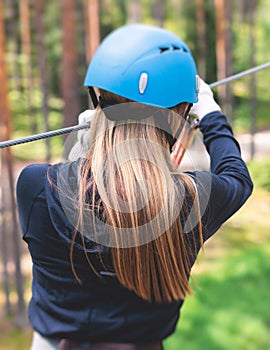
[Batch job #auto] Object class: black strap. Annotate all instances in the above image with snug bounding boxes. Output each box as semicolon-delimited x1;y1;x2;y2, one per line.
98;98;176;149
98;98;160;122
88;87;99;108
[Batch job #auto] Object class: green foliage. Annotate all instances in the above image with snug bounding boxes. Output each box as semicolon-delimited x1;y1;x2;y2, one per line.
42;1;62;95
231;0;270;133
9;87;64;161
100;0;127;39
248;157;270;192
233;96;270;134
204;0;217;83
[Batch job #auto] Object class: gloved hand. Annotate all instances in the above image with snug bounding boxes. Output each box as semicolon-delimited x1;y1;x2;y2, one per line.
68;109;95;161
189;78;221;120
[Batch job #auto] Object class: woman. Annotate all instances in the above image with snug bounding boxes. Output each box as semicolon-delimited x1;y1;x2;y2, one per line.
16;24;253;350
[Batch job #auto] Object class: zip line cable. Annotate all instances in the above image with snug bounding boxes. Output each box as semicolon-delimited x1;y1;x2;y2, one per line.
0;123;90;149
209;61;270;88
1;61;270;149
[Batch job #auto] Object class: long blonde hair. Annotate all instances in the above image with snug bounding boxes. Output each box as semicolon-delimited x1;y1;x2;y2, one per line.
75;90;203;303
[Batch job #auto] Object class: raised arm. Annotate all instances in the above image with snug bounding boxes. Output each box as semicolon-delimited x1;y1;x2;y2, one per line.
190;79;253;239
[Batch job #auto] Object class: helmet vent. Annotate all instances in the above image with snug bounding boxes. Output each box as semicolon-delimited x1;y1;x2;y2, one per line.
159;45;188;53
159;47;170;53
173;45;188;52
139;72;148;94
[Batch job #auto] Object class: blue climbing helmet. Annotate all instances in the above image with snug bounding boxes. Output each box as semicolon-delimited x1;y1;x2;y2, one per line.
84;24;199;108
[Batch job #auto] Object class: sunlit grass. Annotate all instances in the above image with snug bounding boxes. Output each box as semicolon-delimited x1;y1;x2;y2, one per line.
164;239;270;350
0;328;32;350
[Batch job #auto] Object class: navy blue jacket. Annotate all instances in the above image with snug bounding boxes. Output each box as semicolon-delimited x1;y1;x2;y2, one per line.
16;112;253;342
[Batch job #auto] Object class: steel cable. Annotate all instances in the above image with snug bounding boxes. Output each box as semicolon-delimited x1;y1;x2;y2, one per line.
0;123;90;149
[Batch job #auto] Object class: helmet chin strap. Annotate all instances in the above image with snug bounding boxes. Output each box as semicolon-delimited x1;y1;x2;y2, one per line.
88;87;99;108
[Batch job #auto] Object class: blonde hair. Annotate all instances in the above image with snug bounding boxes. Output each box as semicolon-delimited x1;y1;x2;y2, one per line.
73;90;203;303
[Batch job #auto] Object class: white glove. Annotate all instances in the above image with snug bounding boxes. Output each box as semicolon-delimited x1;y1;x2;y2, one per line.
190;78;221;120
68;109;95;161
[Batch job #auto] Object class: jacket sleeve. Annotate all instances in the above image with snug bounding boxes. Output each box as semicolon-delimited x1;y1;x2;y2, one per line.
193;111;253;241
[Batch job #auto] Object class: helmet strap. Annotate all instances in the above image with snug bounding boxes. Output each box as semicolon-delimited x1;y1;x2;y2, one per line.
88;87;99;108
98;97;175;150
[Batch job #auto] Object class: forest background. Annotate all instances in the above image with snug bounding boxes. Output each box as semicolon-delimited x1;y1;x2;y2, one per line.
0;0;270;349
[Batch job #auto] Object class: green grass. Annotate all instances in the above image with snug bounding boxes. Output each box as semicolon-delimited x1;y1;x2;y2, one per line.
164;242;270;350
248;157;270;192
0;328;32;350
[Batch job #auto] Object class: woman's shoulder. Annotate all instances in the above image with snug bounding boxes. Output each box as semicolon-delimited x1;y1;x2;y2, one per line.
16;160;83;201
17;160;81;193
17;163;50;187
16;163;52;202
16;164;52;234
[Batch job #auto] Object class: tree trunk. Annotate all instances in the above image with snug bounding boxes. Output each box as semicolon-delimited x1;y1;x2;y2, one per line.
84;0;100;64
84;0;100;109
214;0;234;122
195;0;206;78
152;0;165;27
19;0;37;134
61;0;80;132
127;0;142;24
6;0;21;96
0;153;11;316
33;0;51;162
5;147;27;328
0;0;27;327
248;1;258;160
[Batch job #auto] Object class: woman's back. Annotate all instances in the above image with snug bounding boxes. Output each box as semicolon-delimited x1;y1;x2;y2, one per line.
16;23;253;350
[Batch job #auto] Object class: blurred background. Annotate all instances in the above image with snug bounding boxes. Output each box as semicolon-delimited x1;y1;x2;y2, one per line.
0;0;270;349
